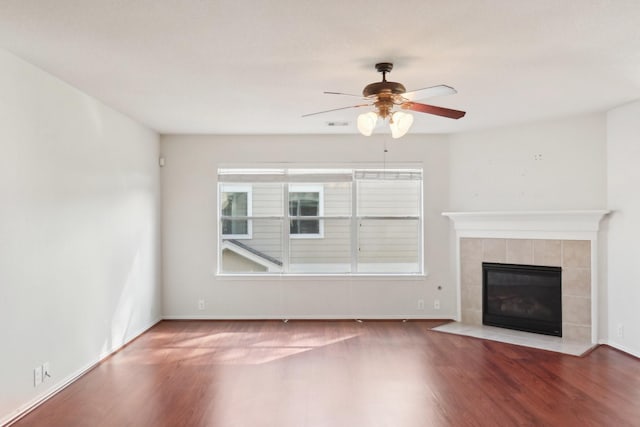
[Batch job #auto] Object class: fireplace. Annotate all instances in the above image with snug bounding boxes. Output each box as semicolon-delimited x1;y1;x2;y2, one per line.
443;210;609;346
483;262;562;337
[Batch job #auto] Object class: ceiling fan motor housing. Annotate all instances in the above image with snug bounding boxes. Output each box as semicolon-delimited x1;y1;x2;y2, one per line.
362;81;406;98
363;62;406;97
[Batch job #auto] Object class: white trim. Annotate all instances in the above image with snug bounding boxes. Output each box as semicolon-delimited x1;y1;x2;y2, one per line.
599;339;640;359
163;314;454;320
442;210;610;234
214;273;428;280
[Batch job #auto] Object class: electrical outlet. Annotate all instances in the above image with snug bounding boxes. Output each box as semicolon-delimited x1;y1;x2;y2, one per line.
434;299;441;310
417;299;424;310
198;299;205;310
34;366;43;387
617;324;624;339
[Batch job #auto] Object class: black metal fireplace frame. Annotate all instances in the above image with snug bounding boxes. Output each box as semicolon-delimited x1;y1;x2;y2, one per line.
482;262;562;337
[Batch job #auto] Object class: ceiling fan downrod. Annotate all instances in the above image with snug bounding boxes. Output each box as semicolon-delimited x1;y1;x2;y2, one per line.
376;62;394;82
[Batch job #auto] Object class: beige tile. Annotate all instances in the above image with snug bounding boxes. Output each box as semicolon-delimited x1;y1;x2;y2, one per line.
461;288;473;311
483;239;506;263
533;240;562;266
506;239;534;264
461;285;482;311
563;324;591;343
461;238;483;263
462;309;482;325
461;260;482;289
563;268;591;297
562;240;591;268
563;296;591;325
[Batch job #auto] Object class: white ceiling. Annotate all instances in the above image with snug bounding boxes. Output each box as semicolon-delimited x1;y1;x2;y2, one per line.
1;0;640;135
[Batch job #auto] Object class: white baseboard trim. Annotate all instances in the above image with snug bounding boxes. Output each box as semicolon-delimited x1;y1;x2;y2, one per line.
162;314;455;320
2;317;162;427
599;339;640;359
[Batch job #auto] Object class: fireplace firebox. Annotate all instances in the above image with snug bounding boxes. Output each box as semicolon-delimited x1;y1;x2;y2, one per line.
482;262;562;337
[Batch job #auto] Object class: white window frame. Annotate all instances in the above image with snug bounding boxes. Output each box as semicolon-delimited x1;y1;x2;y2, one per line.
220;184;253;239
288;184;324;239
216;167;424;276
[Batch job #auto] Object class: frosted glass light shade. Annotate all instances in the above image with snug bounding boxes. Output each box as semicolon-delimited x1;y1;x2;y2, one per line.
390;111;414;139
357;112;378;136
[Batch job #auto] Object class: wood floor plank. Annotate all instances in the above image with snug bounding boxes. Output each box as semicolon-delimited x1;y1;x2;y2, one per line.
10;320;640;427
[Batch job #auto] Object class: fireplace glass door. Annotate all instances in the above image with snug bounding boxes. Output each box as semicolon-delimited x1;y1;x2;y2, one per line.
482;262;562;337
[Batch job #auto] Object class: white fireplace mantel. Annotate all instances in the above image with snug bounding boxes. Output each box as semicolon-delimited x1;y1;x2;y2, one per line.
442;210;610;240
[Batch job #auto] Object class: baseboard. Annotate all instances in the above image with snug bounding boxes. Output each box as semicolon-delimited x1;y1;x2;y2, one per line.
162;314;456;320
2;317;162;427
598;339;640;359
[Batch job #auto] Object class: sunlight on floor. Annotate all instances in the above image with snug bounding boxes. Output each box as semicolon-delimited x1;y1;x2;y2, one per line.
115;329;362;365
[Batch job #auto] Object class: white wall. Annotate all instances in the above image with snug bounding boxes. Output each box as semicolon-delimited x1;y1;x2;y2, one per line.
448;114;607;211
606;100;640;357
161;134;453;319
0;50;161;423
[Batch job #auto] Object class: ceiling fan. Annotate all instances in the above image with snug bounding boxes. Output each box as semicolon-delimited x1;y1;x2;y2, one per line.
303;62;466;138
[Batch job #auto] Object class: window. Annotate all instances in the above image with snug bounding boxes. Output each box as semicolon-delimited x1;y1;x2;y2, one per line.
289;184;323;238
220;184;252;239
217;168;422;275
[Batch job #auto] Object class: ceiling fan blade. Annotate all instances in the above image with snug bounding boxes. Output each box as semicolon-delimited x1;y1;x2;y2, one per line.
402;85;457;101
302;103;370;117
324;91;364;98
402;102;466;119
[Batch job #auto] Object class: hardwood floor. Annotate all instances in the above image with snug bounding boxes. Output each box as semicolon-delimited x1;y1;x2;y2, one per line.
11;320;640;427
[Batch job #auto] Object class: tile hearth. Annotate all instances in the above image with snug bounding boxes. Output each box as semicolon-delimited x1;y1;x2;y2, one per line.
433;321;596;356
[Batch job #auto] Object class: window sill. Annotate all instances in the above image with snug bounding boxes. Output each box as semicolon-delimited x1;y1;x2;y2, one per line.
214;272;429;281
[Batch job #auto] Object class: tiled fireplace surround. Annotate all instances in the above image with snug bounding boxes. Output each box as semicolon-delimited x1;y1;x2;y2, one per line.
460;237;591;342
443;211;609;348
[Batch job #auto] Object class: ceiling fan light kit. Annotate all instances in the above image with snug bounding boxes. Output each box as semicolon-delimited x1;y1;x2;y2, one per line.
356;111;378;136
389;111;414;139
304;62;466;138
